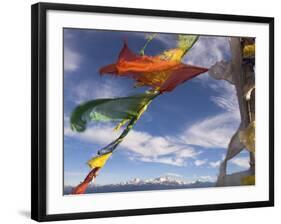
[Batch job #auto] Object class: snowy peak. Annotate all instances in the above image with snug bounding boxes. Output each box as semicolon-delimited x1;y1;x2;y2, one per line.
123;175;190;186
152;175;189;185
64;174;215;195
128;178;142;185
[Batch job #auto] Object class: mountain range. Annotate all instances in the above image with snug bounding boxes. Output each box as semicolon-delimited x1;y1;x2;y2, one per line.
64;175;215;195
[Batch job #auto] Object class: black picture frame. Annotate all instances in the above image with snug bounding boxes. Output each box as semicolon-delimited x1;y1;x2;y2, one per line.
31;2;274;222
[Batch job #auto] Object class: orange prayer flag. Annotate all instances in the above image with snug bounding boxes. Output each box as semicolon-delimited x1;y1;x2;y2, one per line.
99;42;208;92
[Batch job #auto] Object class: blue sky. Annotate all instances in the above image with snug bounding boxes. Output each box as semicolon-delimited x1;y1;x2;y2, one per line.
63;28;250;186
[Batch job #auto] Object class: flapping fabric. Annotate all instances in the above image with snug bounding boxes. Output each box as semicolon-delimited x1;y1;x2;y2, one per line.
159;65;208;92
243;44;255;58
176;35;198;54
72;168;100;194
99;35;207;92
70;92;157;132
88;152;113;169
239;121;255;153
241;175;255;185
100;42;181;75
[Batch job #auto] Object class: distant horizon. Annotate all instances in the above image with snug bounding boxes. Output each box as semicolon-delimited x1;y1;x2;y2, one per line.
63;173;216;195
64;172;217;187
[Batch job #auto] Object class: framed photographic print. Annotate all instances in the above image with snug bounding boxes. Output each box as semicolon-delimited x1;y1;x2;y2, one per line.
31;2;274;222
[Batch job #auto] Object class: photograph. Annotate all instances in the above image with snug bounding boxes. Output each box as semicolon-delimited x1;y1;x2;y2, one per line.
31;2;274;221
63;29;256;195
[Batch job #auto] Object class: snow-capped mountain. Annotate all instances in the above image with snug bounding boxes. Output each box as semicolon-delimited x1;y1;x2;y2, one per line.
123;175;190;186
64;174;215;195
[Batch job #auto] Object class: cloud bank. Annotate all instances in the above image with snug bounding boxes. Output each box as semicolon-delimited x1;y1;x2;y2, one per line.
230;157;250;169
64;46;81;72
65;124;198;167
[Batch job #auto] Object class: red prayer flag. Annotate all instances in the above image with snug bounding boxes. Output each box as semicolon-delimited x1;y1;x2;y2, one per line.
72;168;100;194
99;42;208;92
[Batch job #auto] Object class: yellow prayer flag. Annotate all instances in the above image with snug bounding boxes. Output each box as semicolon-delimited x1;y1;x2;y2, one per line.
241;175;255;185
243;44;255;58
161;48;185;62
239;121;255;153
87;152;112;169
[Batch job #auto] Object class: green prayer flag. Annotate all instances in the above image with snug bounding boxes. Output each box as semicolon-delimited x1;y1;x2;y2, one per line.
177;35;198;53
70;92;156;132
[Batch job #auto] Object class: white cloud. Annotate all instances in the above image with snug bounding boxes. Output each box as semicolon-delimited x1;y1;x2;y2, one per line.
182;113;238;149
65;123;198;167
138;156;187;167
184;36;230;67
208;153;227;168
180;79;240;149
209;160;221;168
65;124;119;146
197;175;217;182
163;173;183;177
71;79;127;104
64;46;81;72
210;81;240;119
230;157;250;169
119;132;199;166
194;159;207;166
